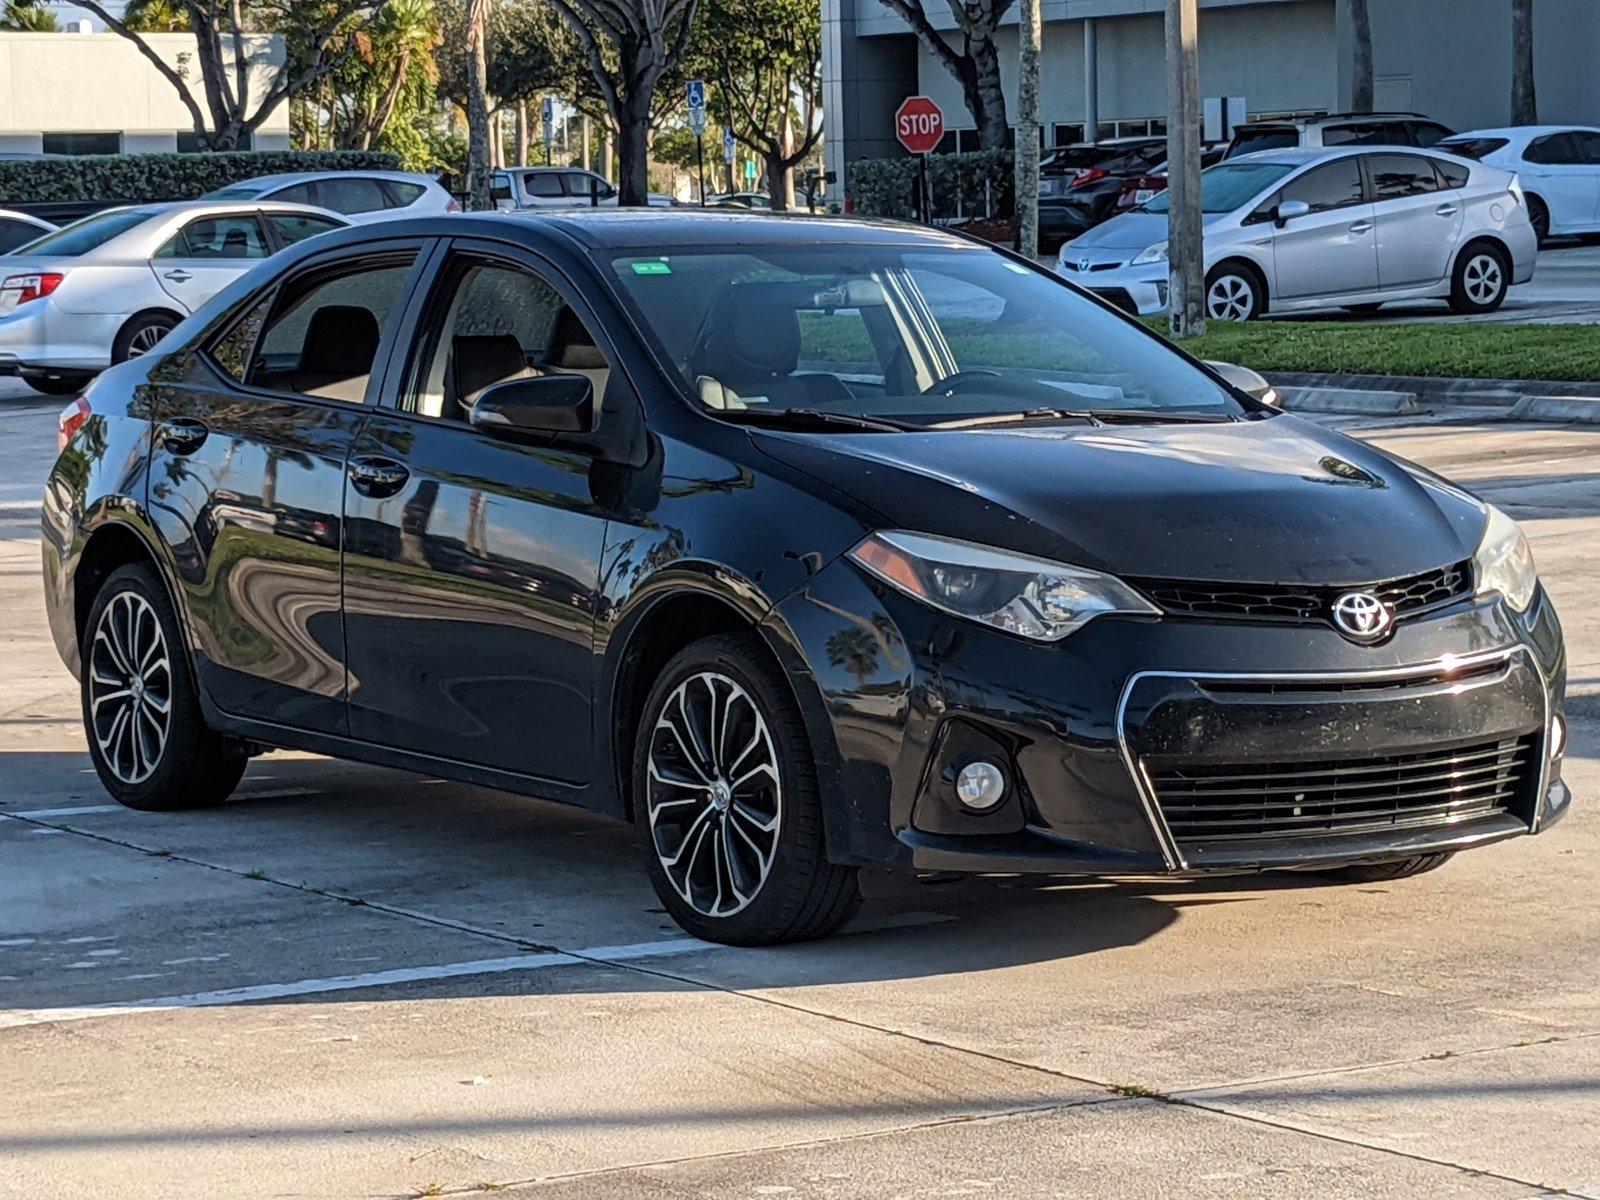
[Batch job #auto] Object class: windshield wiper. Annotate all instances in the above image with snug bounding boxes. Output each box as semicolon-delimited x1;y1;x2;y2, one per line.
715;407;918;433
929;407;1106;430
1090;410;1238;424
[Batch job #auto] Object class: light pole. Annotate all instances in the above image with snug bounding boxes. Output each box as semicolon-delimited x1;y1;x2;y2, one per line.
1165;0;1206;337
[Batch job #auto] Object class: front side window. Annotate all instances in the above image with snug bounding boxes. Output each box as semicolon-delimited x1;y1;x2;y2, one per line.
1279;158;1366;212
241;260;414;402
158;215;271;260
1367;153;1441;199
316;177;390;214
609;247;1243;424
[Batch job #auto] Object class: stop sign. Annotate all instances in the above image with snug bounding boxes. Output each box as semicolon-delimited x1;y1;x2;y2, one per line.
895;96;944;155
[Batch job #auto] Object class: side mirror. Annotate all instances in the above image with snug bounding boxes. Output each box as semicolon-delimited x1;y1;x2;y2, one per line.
469;374;594;439
1204;359;1280;406
1274;199;1311;227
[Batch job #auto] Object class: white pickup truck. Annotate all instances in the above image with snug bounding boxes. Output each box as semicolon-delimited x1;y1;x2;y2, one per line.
491;167;674;210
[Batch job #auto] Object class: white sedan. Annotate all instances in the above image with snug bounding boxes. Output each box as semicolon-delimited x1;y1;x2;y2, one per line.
0;200;346;395
1440;126;1600;244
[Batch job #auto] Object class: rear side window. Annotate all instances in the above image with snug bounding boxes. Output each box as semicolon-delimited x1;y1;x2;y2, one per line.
1525;133;1579;165
273;183;317;205
158;214;271;259
316;176;390;214
1435;158;1470;189
1408;122;1453;147
0;217;44;253
1439;137;1509;161
268;214;344;245
1572;132;1600;165
1227;127;1298;158
1367;154;1441;199
15;207;157;257
1323;121;1410;147
384;181;427;206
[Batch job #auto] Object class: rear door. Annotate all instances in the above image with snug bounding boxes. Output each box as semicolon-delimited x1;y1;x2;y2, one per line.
1256;157;1379;299
1368;152;1461;287
145;240;430;729
150;211;274;311
312;176;394;223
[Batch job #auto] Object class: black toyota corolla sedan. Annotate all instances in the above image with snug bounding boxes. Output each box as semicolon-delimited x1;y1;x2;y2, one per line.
41;211;1570;944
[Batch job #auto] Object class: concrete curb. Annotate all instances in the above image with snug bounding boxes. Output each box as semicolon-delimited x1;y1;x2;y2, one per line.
1276;387;1419;416
1265;371;1600;424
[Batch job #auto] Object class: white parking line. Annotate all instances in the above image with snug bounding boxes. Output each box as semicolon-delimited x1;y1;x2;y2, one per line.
0;937;717;1030
2;805;124;819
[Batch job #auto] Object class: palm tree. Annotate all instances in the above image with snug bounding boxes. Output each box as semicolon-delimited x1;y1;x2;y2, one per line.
348;0;440;150
1511;0;1536;123
1;1;58;31
121;0;187;31
1349;0;1373;112
465;0;494;210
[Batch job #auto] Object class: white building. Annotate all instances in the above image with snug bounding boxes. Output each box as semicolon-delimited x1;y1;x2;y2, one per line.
0;30;291;156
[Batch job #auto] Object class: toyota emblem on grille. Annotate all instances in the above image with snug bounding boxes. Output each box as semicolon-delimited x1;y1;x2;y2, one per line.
1331;591;1393;643
1078;256;1091;271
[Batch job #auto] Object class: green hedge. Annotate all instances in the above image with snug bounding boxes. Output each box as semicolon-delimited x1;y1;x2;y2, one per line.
0;150;404;206
847;149;1016;221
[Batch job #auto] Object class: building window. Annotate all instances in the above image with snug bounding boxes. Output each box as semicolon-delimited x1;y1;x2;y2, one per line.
42;132;120;156
177;132;254;153
1052;123;1085;147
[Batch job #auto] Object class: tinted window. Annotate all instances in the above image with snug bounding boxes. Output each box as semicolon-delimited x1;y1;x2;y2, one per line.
1436;158;1470;189
1408;122;1452;147
316;177;390;214
158;214;270;259
1227;127;1299;158
385;181;426;206
1572;132;1600;165
208;294;274;381
42;132;119;156
490;173;513;203
523;173;565;198
268;214;344;245
0;217;45;254
273;183;318;205
1525;133;1579;165
1323;121;1410;147
17;208;158;257
562;172;614;202
1280;158;1365;211
1367;154;1440;199
208;181;273;199
249;261;414;401
1438;137;1509;161
1144;161;1297;214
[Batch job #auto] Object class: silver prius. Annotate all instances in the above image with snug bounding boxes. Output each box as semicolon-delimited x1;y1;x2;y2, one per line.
0;200;347;395
1059;146;1537;321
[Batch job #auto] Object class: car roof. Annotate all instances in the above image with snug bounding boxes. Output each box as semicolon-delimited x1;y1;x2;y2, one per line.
1444;125;1600;140
1237;112;1432;130
221;170;438;187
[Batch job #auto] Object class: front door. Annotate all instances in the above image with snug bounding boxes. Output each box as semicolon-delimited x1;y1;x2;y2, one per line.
146;244;426;729
1523;132;1600;233
341;244;618;783
1260;157;1379;300
150;211;275;312
1368;153;1462;288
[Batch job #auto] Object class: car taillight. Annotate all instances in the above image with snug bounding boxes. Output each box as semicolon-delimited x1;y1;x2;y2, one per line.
1;272;64;306
445;198;462;212
58;395;90;453
1070;168;1108;190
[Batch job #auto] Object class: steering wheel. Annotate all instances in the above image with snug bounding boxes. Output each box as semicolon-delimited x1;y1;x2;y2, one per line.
921;369;1004;397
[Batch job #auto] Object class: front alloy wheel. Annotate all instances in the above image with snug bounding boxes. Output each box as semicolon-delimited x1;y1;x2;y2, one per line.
1204;268;1261;321
634;634;859;945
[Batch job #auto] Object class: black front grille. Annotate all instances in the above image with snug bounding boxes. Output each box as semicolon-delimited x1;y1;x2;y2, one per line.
1088;287;1137;315
1131;561;1472;627
1150;736;1535;845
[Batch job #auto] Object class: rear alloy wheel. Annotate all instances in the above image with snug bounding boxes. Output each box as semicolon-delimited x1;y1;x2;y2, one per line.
1527;195;1551;246
635;634;859;945
1204;266;1263;322
113;312;179;364
1314;852;1455;884
82;563;246;811
1448;245;1509;314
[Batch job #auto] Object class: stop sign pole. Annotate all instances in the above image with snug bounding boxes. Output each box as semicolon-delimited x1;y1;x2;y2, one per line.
895;96;943;223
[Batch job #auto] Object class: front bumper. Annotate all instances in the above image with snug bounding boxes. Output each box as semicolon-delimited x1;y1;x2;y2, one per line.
776;559;1568;877
1055;258;1170;316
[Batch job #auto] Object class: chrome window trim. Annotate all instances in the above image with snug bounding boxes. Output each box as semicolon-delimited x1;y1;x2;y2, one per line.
1114;645;1548;871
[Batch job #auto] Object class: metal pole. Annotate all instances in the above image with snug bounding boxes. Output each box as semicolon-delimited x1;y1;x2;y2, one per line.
580;114;592;172
917;153;928;223
1083;17;1099;143
1016;0;1042;257
1165;0;1206;337
696;135;706;205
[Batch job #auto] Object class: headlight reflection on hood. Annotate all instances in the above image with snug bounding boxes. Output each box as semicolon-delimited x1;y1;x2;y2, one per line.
1473;504;1538;613
849;530;1158;642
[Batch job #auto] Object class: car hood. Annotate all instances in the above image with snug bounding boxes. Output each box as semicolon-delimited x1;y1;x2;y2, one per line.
752;416;1487;585
1069;210;1229;251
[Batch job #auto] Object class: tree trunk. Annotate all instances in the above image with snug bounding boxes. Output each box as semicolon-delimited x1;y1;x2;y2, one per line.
466;0;494;211
1166;0;1205;337
968;32;1012;149
616;95;653;205
515;100;530;167
768;108;797;210
1511;0;1536;124
1349;0;1373;112
1015;0;1041;256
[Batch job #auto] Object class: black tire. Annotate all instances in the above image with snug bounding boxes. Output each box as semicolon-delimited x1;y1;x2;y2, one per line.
1341;303;1384;316
81;563;247;811
1204;263;1264;322
24;372;91;397
1526;195;1550;246
633;632;860;945
1448;242;1510;314
1315;853;1455;884
112;311;180;364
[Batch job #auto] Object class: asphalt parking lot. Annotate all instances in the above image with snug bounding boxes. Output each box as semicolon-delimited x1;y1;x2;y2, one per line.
2;382;1597;1199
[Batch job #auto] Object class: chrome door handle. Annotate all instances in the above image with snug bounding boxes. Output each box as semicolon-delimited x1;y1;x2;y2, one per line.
347;455;410;498
163;269;193;283
1435;203;1460;217
159;416;209;454
1348;220;1373;235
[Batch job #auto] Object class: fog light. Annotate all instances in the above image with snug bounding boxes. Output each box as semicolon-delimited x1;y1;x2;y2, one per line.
955;761;1007;811
1551;713;1567;759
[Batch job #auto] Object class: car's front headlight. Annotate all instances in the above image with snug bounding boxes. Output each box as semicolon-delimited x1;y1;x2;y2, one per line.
1473;504;1538;612
848;531;1158;642
1130;240;1169;266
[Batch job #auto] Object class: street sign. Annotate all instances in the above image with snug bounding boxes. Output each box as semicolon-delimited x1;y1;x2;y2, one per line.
687;80;707;136
894;95;944;155
540;96;554;148
723;128;736;165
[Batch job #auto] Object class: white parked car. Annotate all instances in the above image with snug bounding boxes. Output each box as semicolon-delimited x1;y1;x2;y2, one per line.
0;208;55;254
0;200;347;395
491;167;674;210
1059;146;1537;321
1438;126;1600;244
204;170;458;223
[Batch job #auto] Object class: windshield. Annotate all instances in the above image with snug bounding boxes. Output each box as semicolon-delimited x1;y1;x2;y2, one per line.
608;245;1243;426
15;208;159;257
1143;161;1296;214
207;181;273;199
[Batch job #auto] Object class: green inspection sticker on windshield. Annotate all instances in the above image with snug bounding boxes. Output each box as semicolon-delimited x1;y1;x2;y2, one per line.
631;261;672;276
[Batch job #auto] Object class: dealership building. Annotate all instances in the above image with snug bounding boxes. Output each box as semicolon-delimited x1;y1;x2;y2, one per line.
822;0;1600;206
0;30;291;156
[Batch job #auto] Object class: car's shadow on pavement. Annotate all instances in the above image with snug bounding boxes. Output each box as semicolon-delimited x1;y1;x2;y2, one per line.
0;749;1311;1012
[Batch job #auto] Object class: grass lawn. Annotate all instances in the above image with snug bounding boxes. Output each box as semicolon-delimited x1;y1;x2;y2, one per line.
1153;320;1600;383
